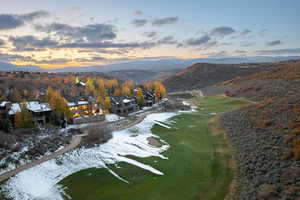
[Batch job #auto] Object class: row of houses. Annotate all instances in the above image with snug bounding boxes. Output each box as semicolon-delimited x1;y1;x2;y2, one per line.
0;88;158;128
0;98;104;127
0;77;159;129
0;101;52;126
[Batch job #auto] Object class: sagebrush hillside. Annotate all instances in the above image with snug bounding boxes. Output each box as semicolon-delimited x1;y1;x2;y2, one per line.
201;59;300;199
162;62;275;92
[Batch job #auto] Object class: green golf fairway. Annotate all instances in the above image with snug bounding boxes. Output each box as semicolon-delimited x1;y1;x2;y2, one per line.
58;96;249;200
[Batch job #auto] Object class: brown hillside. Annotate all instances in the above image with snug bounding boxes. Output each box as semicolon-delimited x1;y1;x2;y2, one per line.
162;62;273;92
202;60;300;199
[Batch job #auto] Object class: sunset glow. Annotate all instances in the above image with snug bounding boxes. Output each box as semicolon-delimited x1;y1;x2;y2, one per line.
0;0;299;69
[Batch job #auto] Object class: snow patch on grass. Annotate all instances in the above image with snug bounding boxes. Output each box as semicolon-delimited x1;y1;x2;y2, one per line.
1;112;178;200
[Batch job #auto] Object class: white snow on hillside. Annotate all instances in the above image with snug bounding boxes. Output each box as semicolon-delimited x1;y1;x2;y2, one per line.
1;112;178;200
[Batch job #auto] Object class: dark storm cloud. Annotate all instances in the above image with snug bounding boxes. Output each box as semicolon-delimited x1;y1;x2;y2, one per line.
19;10;50;22
144;31;157;38
157;36;177;45
256;48;300;55
0;53;31;62
0;10;49;30
35;23;117;42
132;19;148;27
134;10;143;15
259;29;269;37
240;29;251;36
265;40;283;46
0;14;24;30
59;41;155;49
241;43;254;47
235;50;247;54
76;56;107;62
152;17;178;26
186;35;211;46
33;58;71;64
209;26;236;37
0;39;5;46
9;35;58;51
205;50;228;57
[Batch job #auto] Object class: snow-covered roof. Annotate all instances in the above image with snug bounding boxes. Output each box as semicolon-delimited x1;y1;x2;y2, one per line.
67;102;76;107
39;103;52;112
78;101;89;105
123;99;132;103
79;81;86;86
0;101;9;107
26;101;52;112
8;103;21;115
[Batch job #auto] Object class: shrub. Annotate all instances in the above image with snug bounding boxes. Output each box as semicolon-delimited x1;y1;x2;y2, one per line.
0;132;16;148
163;100;190;111
291;127;300;135
288;120;300;129
14;103;34;128
275;124;285;132
283;135;293;144
83;125;112;147
292;146;300;160
256;98;274;109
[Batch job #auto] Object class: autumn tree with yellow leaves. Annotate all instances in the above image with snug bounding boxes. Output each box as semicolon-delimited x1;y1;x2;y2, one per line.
85;77;97;96
122;86;131;97
104;97;111;112
105;79;118;89
113;88;122;96
153;81;166;99
44;87;72;120
136;87;144;106
14;103;34;128
96;78;107;97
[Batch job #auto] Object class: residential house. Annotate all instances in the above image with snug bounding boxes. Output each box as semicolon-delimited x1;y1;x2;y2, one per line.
75;77;86;88
26;101;52;125
110;96;139;116
0;101;10;118
1;101;52;126
66;96;105;124
143;90;156;107
133;88;157;107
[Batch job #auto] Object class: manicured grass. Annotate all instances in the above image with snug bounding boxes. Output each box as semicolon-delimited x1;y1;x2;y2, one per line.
58;96;249;200
195;96;250;113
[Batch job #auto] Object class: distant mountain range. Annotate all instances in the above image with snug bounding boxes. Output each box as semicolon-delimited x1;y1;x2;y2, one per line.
0;61;42;72
0;56;300;73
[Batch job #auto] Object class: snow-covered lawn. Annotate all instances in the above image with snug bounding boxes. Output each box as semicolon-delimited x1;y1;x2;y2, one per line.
1;112;178;200
105;114;123;122
0;130;67;176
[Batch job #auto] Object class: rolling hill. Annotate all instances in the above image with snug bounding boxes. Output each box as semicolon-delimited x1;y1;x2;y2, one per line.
162;62;274;92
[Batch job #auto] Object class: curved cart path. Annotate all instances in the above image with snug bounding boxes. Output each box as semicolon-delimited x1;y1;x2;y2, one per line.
0;135;81;182
0;111;151;183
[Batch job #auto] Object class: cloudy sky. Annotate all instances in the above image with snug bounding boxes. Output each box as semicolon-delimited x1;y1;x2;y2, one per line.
0;0;299;68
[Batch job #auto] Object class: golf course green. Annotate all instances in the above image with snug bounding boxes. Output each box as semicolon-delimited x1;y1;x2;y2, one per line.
59;96;249;200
